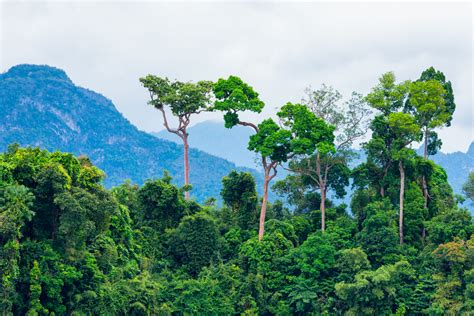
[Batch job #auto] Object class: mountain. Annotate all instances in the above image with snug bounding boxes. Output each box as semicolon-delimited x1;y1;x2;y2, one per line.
154;121;474;211
0;64;263;202
429;143;474;197
154;121;473;193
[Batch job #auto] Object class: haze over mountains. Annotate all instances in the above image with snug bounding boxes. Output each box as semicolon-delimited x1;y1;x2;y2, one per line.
0;64;263;202
154;121;474;208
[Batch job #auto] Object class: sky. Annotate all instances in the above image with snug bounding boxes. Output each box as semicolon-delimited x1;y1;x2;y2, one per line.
1;0;473;153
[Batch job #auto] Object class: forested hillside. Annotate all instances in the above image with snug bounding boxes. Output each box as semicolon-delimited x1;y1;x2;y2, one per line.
1;145;473;314
0;65;473;315
0;64;263;202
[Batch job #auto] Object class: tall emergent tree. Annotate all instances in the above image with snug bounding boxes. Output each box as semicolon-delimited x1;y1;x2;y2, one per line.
387;112;422;244
406;67;454;207
365;72;422;244
140;76;213;199
286;86;371;232
213;76;334;240
363;72;410;198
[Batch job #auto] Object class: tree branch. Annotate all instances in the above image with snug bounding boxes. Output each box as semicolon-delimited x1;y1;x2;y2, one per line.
238;121;259;133
159;107;183;139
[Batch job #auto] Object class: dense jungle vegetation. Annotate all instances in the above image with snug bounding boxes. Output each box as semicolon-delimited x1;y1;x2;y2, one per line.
1;67;473;315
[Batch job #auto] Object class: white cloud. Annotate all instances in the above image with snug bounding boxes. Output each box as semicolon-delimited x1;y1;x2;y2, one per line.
1;1;472;152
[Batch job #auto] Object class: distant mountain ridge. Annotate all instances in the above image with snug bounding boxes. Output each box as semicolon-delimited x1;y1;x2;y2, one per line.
0;64;264;201
153;121;474;204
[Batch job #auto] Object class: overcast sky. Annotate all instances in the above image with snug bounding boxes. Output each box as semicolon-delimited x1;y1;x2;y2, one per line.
1;1;473;153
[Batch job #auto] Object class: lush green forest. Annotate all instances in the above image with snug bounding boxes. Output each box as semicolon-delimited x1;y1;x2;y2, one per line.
1;67;474;315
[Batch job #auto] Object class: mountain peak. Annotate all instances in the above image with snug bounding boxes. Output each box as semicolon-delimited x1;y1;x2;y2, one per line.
2;64;72;84
468;142;474;155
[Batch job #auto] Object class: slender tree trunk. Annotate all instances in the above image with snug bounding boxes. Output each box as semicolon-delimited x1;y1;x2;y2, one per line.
320;186;326;233
380;165;389;198
183;133;190;200
422;128;429;208
399;161;405;245
423;128;428;159
316;153;326;232
258;169;270;241
421;128;429;239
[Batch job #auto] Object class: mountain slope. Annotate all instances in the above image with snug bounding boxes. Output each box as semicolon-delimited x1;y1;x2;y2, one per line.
0;64;262;201
429;143;474;197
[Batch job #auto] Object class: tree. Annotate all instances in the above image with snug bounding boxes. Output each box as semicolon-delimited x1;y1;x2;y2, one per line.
221;170;258;230
407;78;448;207
140;76;213;199
356;200;399;266
214;76;334;240
26;260;47;315
429;237;474;314
387;112;422;244
364;72;411;198
0;184;34;314
335;248;371;282
335;260;415;315
285;232;337;313
168;211;220;276
137;178;187;231
365;72;422;244
287;86;371;232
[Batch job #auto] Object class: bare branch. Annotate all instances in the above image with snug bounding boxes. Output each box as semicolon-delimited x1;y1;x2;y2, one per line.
159;107;183;139
238;121;259;133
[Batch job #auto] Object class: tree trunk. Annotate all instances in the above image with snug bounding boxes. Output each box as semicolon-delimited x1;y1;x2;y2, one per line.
183;134;190;200
399;161;405;245
422;128;429;208
316;153;326;233
258;170;270;241
380;165;389;198
320;186;326;233
421;128;429;239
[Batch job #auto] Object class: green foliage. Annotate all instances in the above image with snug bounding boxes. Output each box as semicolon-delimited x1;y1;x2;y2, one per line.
417;66;456;127
213;76;265;128
139;75;213;115
425;208;474;245
335;248;371;282
168;211;220;276
278;102;336;156
428;237;474;314
221;170;258;230
248;119;293;162
335;260;415;315
365;72;410;116
0;142;471;315
137;178;187;231
356;200;399;266
0;184;34;314
26;260;47;315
